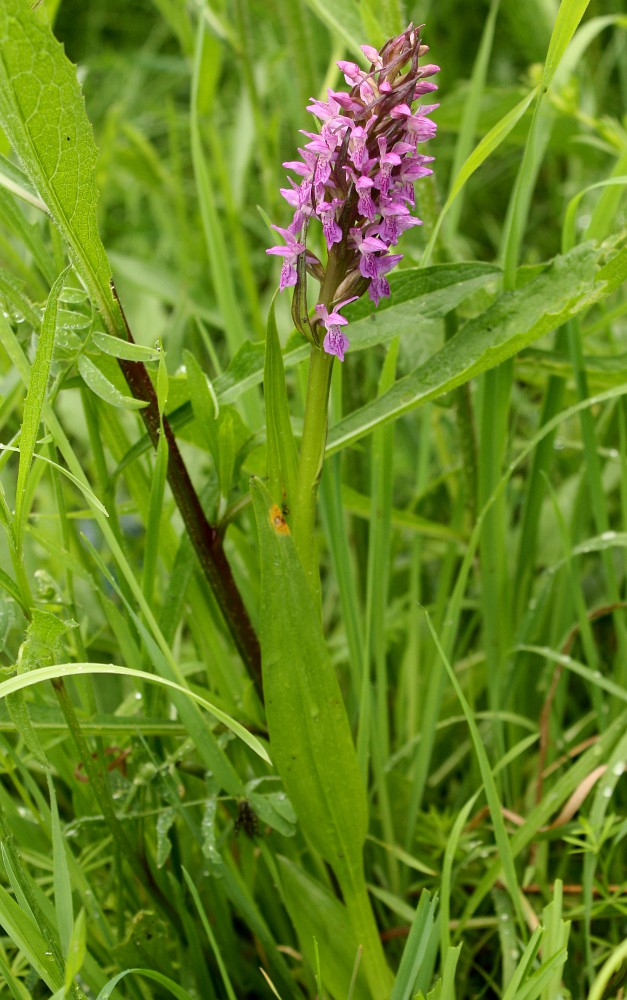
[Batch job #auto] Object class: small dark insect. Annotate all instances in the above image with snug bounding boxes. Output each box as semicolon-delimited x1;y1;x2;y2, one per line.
234;799;260;839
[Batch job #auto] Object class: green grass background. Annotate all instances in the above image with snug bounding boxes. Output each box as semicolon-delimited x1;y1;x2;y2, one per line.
0;0;625;997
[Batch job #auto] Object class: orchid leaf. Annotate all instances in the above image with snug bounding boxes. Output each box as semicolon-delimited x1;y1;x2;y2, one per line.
327;240;607;454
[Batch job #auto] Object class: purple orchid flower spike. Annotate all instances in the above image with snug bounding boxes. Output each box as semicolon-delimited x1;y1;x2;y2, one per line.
267;22;438;360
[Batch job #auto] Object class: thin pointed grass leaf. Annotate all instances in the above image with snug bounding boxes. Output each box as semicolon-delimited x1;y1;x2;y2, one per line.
543;0;593;89
582;731;627;946
445;0;502;236
0;845;36;924
0;445;108;518
77;501;250;795
181;868;238;1000
47;774;73;958
389;890;438;1000
506;946;569;1000
422;86;539;263
500;0;593;282
96;968;198;1000
0;663;270;763
540;883;571;1000
2;308;249;795
327;241;600;454
363;339;398;867
249;476;367;868
63;909;86;991
460;711;627;927
500;928;543;1000
515;646;627;704
77;355;148;410
0;2;118;331
264;295;299;510
423;612;528;937
403;384;627;832
552;13;627;89
440;791;481;961
0;882;63;993
15;267;69;539
190;20;249;361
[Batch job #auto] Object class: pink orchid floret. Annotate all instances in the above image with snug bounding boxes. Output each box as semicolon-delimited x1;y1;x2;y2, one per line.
267;23;438;360
266;226;306;291
315;297;358;362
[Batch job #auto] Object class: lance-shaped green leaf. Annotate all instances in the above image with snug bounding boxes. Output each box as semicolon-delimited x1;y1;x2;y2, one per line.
250;475;367;871
0;1;118;332
327;241;603;454
277;856;368;1000
77;355;148;410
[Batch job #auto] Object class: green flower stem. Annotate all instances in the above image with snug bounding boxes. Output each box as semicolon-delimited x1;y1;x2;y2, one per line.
292;345;334;599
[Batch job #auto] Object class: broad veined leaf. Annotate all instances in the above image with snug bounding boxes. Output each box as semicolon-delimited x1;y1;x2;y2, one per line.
327;241;604;454
250;476;367;874
0;1;119;332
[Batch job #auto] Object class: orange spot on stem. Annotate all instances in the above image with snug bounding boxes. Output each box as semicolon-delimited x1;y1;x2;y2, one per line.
269;503;291;535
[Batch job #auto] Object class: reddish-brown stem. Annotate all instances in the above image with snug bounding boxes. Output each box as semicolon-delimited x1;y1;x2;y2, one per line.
111;289;262;696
